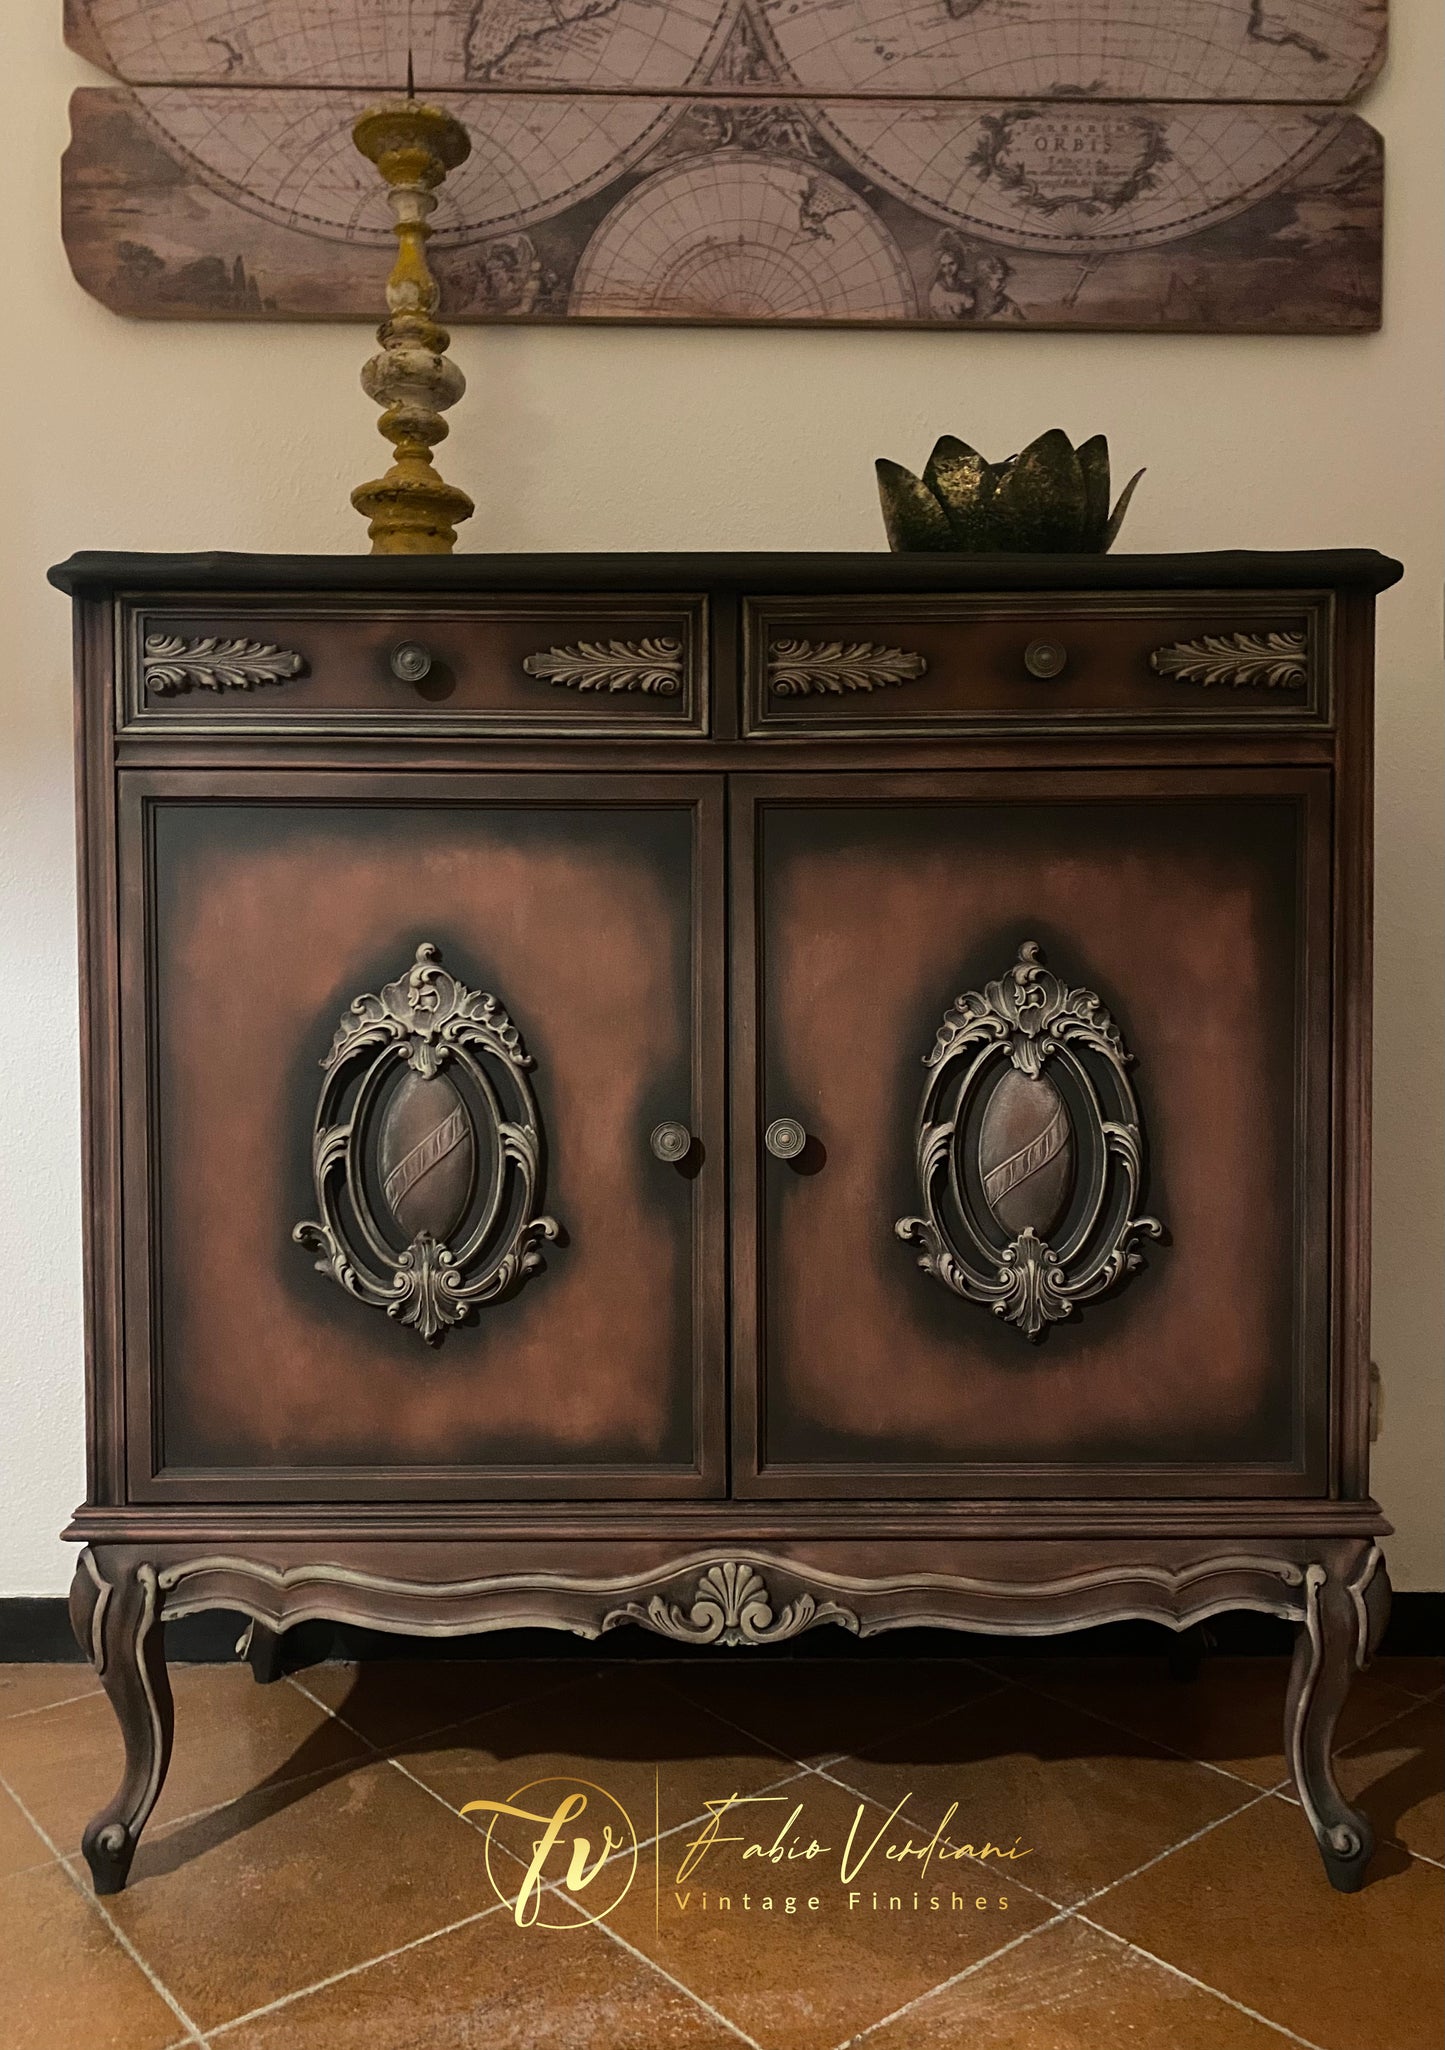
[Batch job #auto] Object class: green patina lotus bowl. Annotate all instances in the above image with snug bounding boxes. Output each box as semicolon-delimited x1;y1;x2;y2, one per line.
876;429;1144;554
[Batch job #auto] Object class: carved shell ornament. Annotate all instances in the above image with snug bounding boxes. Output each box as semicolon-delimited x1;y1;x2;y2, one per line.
896;941;1162;1339
605;1561;860;1646
294;943;559;1342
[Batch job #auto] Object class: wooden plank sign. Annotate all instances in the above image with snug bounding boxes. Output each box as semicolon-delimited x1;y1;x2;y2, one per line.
62;0;1386;330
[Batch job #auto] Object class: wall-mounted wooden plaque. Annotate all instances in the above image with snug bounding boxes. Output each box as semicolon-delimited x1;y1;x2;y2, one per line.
62;0;1386;330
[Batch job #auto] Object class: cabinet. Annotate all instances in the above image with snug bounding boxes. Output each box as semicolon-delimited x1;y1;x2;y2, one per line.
49;545;1401;1896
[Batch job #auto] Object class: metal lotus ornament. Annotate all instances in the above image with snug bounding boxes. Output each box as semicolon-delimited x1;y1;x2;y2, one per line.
876;430;1144;555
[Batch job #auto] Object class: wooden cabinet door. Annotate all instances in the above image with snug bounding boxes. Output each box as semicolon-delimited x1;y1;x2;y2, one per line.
118;771;725;1500
732;771;1332;1498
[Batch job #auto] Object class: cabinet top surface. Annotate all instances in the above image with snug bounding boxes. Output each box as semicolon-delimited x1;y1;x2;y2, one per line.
48;548;1404;597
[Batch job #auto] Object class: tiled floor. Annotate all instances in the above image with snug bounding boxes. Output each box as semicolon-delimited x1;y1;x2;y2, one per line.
0;1651;1439;2050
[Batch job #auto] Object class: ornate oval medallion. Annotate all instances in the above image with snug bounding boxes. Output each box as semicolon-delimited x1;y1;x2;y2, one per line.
294;942;559;1344
378;1069;475;1244
896;941;1161;1341
977;1066;1073;1238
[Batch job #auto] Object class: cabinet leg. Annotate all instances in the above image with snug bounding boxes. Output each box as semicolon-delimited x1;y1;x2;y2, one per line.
1284;1545;1391;1893
239;1618;286;1685
68;1551;174;1895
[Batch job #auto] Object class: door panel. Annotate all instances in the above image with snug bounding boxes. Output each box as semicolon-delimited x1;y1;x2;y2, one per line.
120;772;725;1499
733;771;1330;1497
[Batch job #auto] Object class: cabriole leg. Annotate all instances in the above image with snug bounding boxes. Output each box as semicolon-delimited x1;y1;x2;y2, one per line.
68;1550;174;1895
1284;1544;1391;1893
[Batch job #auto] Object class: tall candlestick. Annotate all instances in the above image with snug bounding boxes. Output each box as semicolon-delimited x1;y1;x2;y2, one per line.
350;94;474;554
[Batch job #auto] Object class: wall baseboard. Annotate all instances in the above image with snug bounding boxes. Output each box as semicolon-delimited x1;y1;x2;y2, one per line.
2;1594;1440;1666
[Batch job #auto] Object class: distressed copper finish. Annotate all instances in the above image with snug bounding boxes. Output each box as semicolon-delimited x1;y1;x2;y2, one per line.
149;796;716;1479
754;785;1315;1467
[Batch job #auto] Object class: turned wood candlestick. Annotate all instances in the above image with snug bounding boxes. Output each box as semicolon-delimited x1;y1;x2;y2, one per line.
350;95;474;555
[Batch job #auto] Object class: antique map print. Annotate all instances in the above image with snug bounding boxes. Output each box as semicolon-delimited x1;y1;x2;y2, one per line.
62;0;1387;329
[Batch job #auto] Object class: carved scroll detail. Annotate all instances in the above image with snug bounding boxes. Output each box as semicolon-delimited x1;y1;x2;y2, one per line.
142;632;306;694
767;637;928;697
1149;628;1307;689
604;1561;859;1647
522;637;684;694
897;940;1162;1340
1345;1542;1389;1671
294;942;559;1344
79;1548;112;1674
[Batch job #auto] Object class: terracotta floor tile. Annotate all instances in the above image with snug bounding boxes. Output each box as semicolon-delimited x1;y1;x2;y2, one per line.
216;1908;743;2049
990;1655;1421;1789
0;1663;370;1858
660;1658;1001;1764
5;1655;1436;2048
298;1658;578;1750
1330;1700;1444;1864
601;1771;1055;2050
1088;1791;1445;2050
0;1663;100;1720
830;1684;1254;1908
95;1755;506;2031
0;1782;55;1879
1375;1657;1445;1700
0;1862;184;2050
862;1913;1300;2050
402;1666;798;1848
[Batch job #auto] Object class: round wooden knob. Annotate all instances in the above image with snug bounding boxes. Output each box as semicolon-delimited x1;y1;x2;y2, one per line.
765;1117;807;1161
390;641;434;684
1023;639;1068;680
650;1121;693;1164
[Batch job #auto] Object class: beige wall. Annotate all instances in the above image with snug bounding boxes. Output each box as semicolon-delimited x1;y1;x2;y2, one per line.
2;7;1440;1593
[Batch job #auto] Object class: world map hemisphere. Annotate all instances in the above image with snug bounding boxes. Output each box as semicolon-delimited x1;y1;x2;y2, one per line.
69;0;1386;322
128;91;1361;263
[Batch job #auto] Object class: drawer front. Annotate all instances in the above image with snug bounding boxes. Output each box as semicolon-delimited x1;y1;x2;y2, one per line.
743;592;1330;735
118;594;708;736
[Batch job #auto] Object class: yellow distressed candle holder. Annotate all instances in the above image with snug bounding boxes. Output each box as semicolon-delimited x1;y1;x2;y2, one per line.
350;95;474;555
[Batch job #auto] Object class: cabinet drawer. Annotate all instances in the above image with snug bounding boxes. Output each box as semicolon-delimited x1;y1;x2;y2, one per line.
118;595;708;737
743;592;1329;735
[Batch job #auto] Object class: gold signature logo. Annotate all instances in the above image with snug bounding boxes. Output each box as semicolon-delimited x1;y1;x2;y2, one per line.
461;1777;639;1929
461;1777;1030;1933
